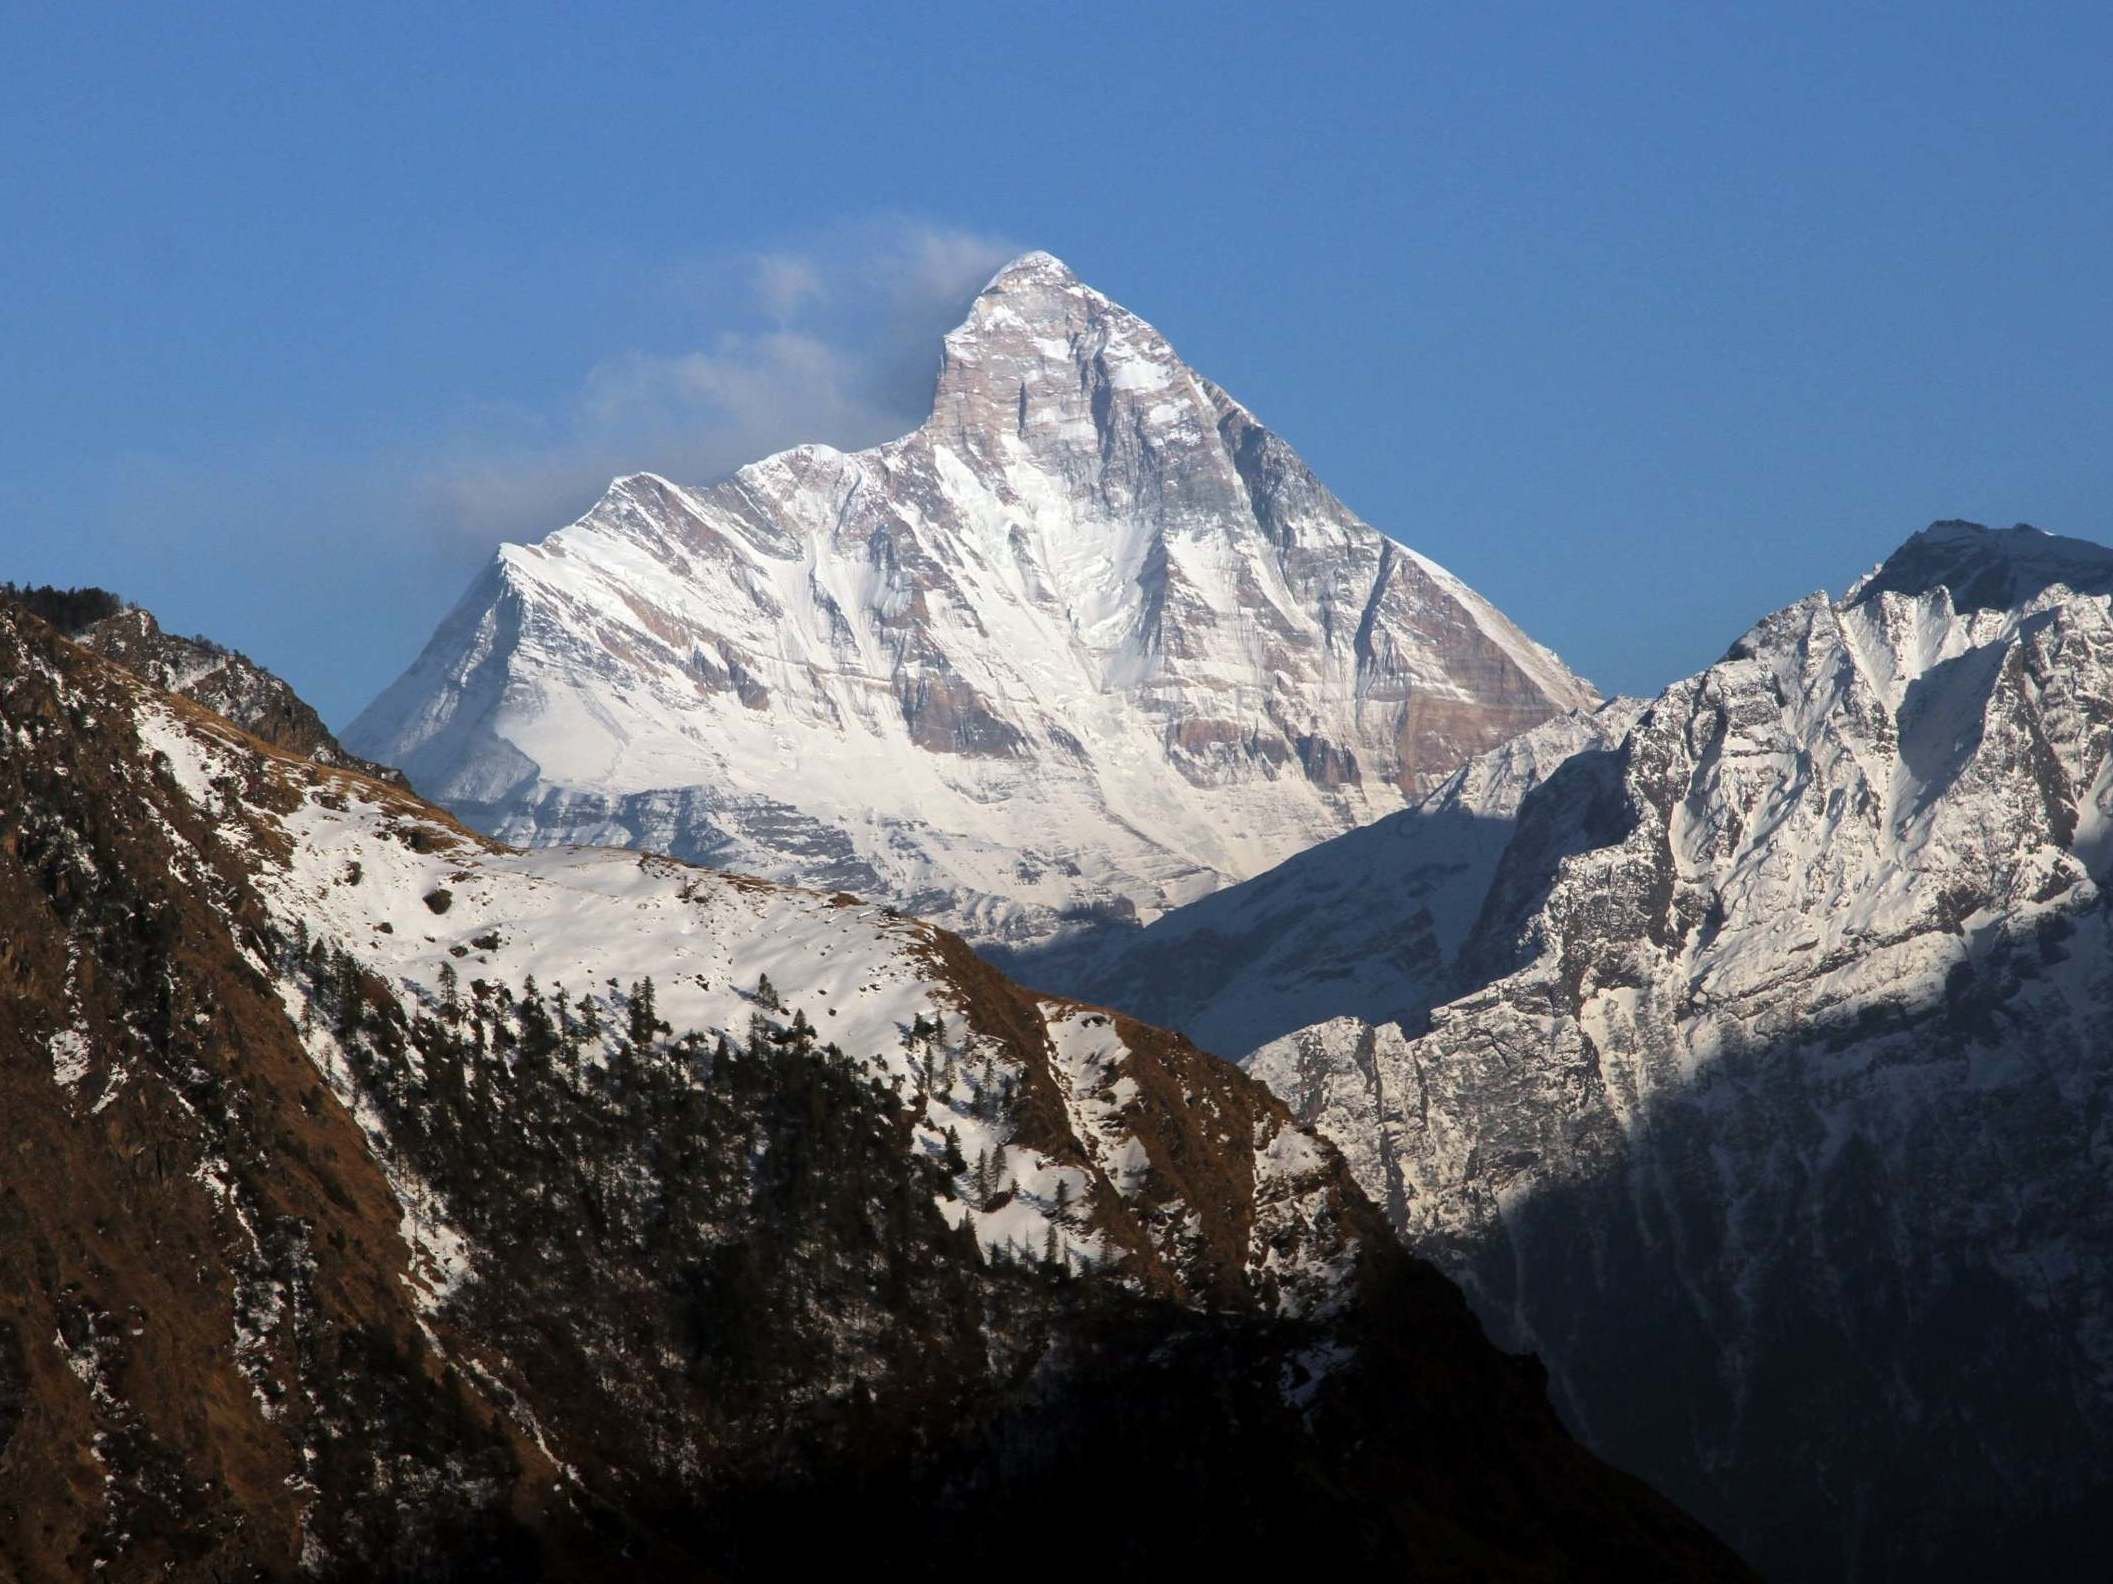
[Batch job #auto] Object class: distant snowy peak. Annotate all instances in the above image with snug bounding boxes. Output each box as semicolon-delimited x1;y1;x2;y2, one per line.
349;251;1594;950
1844;517;2113;613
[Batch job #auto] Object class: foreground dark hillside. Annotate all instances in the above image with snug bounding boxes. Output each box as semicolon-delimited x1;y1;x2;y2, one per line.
0;602;1747;1580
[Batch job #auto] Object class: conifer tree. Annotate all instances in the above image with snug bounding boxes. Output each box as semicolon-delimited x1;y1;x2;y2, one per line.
518;978;559;1067
333;947;363;1043
628;976;661;1050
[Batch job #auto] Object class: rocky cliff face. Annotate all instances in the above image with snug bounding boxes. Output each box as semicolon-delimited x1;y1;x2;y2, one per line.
346;252;1592;951
1247;522;2113;1580
0;604;1741;1581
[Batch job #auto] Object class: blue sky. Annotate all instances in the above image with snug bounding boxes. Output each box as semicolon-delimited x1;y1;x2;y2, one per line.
4;2;2110;722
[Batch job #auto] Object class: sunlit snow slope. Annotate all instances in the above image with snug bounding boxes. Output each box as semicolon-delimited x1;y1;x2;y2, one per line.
348;252;1593;950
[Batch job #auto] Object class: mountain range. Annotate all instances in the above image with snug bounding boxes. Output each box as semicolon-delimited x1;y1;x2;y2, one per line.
0;590;1741;1580
346;253;2113;1579
989;518;2113;1577
12;245;2111;1582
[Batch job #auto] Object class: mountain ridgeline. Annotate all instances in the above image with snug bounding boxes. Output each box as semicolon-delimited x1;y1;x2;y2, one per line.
0;601;1743;1580
0;583;404;785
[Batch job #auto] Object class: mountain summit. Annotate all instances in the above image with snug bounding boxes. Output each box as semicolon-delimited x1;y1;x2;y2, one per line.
348;254;1594;949
1846;517;2113;612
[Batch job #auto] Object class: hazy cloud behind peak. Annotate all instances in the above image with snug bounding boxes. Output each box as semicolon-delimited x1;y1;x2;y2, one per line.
418;219;1020;551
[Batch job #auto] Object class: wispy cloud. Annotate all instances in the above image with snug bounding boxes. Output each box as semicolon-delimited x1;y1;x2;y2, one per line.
751;252;826;322
66;219;1026;722
415;218;1019;552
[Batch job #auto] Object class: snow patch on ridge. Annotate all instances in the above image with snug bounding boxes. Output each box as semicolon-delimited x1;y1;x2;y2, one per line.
48;1028;92;1089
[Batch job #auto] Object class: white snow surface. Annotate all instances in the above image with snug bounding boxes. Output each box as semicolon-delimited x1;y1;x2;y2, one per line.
48;1028;93;1090
348;251;1593;951
262;774;1100;1270
1016;697;1647;1059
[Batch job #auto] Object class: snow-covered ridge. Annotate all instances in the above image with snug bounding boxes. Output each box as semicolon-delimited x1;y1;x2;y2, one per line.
1241;519;2113;1579
348;252;1594;951
73;601;406;784
139;685;1372;1311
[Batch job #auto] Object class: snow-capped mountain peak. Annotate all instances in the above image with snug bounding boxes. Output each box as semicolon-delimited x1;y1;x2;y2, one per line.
349;256;1595;950
1845;516;2113;611
981;246;1076;286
